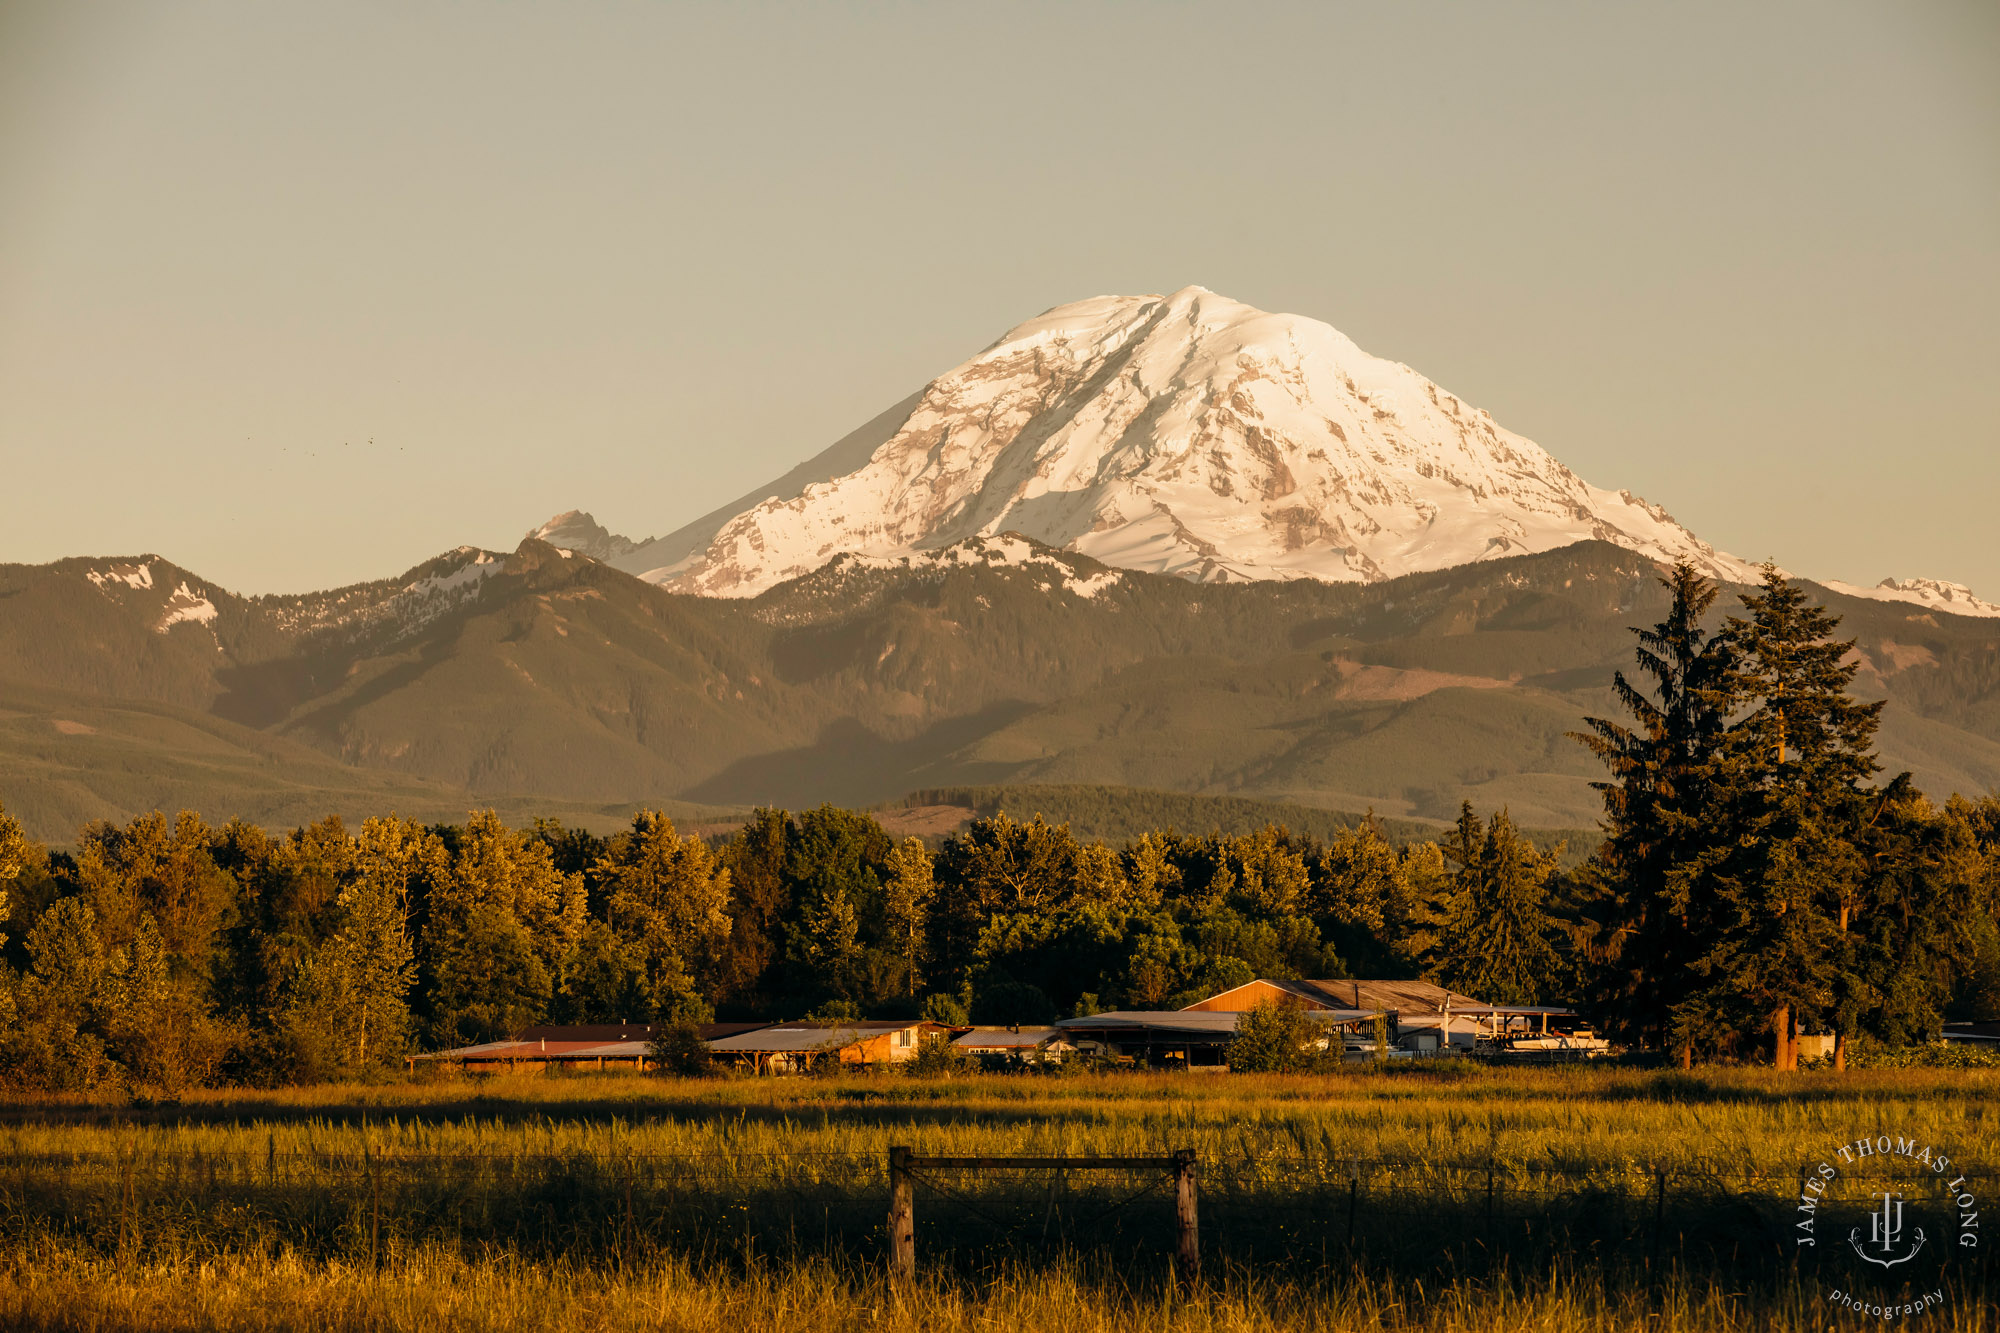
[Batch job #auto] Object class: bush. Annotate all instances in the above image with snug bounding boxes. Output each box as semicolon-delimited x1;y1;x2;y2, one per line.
1844;1036;2000;1070
903;1034;968;1078
106;990;235;1098
649;1023;712;1077
919;993;970;1026
1227;998;1334;1074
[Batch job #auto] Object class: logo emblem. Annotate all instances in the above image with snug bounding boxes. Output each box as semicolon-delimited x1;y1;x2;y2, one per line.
1848;1191;1926;1269
1803;1131;1979;1321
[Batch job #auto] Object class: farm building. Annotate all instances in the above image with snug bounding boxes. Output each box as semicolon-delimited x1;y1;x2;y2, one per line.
1055;1008;1378;1067
1179;980;1608;1056
1181;979;1485;1048
951;1027;1076;1066
704;1020;954;1074
412;1022;772;1071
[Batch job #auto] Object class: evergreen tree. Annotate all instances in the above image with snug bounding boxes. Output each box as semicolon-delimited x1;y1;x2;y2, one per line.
1433;806;1570;1006
787;879;862;1004
782;807;891;1007
1694;565;1887;1068
713;808;792;1012
1573;561;1738;1064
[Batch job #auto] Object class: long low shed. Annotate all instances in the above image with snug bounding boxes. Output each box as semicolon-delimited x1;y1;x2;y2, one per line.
705;1020;953;1073
413;1022;773;1070
1055;1009;1380;1066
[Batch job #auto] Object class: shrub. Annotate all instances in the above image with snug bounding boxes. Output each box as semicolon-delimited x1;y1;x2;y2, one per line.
1845;1036;2000;1070
903;1033;968;1078
649;1023;712;1077
919;993;970;1026
1227;998;1334;1074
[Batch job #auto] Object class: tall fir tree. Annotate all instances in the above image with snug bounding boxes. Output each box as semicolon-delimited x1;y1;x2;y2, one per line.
1573;561;1738;1065
1698;565;1888;1069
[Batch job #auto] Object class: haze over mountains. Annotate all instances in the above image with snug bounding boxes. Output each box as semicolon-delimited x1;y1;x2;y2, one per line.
5;288;1998;843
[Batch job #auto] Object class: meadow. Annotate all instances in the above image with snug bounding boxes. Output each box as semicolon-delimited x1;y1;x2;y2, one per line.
2;1064;1995;1330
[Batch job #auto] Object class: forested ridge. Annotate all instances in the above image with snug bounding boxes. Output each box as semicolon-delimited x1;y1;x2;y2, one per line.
0;564;1996;1092
11;537;2000;841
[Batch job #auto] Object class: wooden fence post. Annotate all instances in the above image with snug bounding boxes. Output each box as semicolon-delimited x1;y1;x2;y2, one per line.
365;1138;381;1270
888;1146;915;1282
1173;1148;1199;1287
1651;1168;1667;1274
1345;1165;1359;1248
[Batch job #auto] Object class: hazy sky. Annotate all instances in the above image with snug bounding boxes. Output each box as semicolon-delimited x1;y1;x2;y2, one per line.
2;2;1995;595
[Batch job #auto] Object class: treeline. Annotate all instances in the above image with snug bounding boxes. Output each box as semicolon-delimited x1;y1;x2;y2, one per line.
0;794;1585;1092
898;785;1477;852
0;565;1995;1092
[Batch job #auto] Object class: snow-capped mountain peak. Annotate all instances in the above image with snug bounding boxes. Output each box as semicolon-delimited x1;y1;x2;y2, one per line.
525;511;644;564
1821;576;2000;619
610;286;1758;598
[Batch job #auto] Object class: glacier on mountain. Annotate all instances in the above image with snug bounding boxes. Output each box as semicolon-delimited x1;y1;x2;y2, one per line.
1821;577;2000;620
631;287;1755;597
530;287;1987;614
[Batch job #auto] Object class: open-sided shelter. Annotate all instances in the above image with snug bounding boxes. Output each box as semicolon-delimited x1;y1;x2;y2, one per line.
951;1027;1076;1067
1054;1008;1378;1067
703;1020;954;1074
411;1022;772;1071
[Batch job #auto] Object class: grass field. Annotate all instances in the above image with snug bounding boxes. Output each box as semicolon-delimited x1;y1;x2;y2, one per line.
2;1065;1994;1330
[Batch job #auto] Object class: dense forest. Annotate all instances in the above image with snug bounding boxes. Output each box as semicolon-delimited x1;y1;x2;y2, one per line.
0;564;1995;1092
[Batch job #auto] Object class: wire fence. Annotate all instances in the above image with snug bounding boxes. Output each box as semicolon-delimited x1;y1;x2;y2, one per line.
2;1145;1991;1284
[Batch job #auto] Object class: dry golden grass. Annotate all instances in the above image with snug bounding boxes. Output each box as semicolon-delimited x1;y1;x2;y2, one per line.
2;1065;1993;1331
6;1244;1996;1333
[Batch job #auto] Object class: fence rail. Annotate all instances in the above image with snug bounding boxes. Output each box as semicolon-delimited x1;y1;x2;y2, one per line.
2;1144;1987;1285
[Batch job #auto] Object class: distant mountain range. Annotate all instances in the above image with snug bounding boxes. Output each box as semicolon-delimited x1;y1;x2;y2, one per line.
5;288;1995;843
4;535;1998;844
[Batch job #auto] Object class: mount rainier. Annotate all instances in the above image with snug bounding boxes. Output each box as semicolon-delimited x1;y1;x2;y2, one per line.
539;287;1992;615
560;287;1757;595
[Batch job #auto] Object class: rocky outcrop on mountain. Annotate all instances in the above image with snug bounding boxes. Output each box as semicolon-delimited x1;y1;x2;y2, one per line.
527;511;644;564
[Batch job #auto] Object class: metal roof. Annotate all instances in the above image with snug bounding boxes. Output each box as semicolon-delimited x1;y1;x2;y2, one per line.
515;1024;660;1043
1182;979;1486;1015
1450;1005;1578;1017
415;1021;773;1061
706;1022;940;1054
952;1028;1070;1050
1057;1008;1378;1037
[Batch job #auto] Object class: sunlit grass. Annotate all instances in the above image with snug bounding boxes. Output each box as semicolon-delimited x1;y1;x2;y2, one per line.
2;1066;1994;1330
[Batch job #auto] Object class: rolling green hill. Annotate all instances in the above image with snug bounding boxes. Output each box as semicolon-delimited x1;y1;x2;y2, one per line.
4;537;1997;843
0;681;742;844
